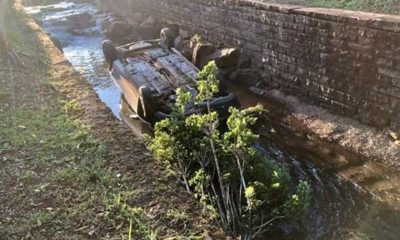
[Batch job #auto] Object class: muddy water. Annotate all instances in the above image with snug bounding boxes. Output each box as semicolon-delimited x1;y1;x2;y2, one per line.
24;2;399;239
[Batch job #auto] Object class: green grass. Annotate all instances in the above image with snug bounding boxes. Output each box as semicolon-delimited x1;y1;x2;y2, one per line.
167;209;189;223
0;102;166;239
279;0;400;14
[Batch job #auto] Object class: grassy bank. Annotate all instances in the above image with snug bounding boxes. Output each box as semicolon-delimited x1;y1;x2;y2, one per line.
0;8;153;240
305;0;400;14
0;1;211;239
271;0;400;14
0;107;153;239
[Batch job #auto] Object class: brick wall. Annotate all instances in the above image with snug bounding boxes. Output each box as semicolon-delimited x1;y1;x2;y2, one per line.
101;0;400;130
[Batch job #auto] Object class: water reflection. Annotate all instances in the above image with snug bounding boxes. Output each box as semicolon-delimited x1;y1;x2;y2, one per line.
24;1;74;14
119;96;153;137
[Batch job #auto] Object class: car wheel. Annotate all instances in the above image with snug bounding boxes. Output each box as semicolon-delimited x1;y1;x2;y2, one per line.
139;86;158;121
102;39;118;65
160;28;176;49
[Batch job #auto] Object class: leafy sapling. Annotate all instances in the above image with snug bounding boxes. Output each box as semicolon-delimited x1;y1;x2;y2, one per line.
146;61;311;239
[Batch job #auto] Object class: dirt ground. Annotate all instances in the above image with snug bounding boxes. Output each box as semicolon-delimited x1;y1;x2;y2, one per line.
0;1;219;239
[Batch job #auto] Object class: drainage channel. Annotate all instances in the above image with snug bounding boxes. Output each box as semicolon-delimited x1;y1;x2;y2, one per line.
24;1;399;239
25;1;121;117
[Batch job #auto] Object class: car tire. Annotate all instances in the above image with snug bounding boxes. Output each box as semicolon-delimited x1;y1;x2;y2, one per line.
160;28;176;49
102;39;118;65
139;86;158;121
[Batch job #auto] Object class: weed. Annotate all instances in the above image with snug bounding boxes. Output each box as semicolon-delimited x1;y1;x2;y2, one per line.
18;170;37;181
104;191;160;239
128;219;133;240
167;209;188;222
28;211;54;228
61;99;83;113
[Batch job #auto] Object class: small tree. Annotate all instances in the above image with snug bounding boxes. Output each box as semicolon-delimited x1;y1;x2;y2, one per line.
146;61;310;239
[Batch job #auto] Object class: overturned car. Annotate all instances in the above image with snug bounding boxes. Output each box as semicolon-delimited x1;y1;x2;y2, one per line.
102;28;238;124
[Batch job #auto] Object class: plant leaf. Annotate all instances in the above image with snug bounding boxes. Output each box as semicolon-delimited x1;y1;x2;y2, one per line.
389;131;398;141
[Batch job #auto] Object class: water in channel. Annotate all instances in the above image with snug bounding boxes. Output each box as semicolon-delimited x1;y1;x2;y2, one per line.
24;1;399;239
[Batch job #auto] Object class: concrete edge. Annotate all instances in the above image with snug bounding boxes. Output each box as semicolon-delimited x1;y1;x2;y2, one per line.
264;88;400;171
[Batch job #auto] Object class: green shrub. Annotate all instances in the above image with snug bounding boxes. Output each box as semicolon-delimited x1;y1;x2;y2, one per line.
146;61;311;239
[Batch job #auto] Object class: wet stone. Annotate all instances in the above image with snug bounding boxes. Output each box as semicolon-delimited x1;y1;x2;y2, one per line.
192;43;217;69
66;12;96;28
211;48;240;69
106;21;134;41
228;68;261;87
